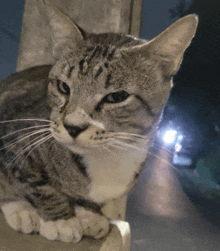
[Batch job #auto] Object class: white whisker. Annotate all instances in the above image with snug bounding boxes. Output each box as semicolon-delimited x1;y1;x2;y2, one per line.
147;150;179;172
101;145;116;155
6;130;50;154
5;132;51;168
1;130;45;151
152;140;175;154
113;135;148;144
110;139;179;172
111;139;147;153
106;132;148;140
152;143;174;156
20;134;53;166
107;141;132;152
0;124;50;140
2;128;51;151
0;118;54;124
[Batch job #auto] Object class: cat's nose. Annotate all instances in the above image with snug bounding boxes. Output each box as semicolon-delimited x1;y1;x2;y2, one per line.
64;124;88;138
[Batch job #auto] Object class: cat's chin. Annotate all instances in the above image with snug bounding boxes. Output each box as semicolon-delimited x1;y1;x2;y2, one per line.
65;143;108;156
65;144;88;155
54;137;98;155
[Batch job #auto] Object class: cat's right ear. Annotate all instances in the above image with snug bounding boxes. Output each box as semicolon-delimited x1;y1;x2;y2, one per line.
43;0;85;59
128;14;198;77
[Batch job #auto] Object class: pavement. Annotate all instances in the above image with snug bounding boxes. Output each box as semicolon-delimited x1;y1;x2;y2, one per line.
126;146;220;251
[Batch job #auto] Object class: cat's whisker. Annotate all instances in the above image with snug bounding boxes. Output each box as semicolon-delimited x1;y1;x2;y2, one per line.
0;118;54;124
1;130;45;152
2;128;51;151
107;141;132;153
147;150;180;173
106;132;148;140
111;139;148;153
112;135;148;144
6;130;51;155
151;144;174;156
5;132;51;168
101;145;116;155
20;134;53;167
0;124;50;141
5;131;50;165
153;147;173;157
110;132;174;156
111;139;179;172
152;141;175;155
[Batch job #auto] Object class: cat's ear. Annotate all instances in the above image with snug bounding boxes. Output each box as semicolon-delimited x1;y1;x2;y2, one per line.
131;15;198;76
43;0;84;59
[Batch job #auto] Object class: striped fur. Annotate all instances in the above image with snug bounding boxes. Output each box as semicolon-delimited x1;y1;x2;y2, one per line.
0;3;198;242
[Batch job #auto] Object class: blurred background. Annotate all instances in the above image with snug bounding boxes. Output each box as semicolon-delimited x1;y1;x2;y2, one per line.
129;1;220;250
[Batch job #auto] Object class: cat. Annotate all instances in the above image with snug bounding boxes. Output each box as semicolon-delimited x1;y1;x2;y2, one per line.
0;0;198;243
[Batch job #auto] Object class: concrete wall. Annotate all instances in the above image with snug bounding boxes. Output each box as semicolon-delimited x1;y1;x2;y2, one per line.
17;0;142;71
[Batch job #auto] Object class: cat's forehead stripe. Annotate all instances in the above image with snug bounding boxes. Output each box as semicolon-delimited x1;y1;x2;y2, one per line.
94;66;103;79
106;48;116;61
135;95;156;117
102;46;109;57
105;74;111;89
87;45;102;64
67;66;75;79
78;45;116;74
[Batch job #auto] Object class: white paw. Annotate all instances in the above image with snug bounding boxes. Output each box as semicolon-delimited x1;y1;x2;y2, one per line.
1;201;40;234
40;217;83;243
75;206;109;239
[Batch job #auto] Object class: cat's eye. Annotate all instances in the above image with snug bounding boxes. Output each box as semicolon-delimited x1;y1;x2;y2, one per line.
57;80;70;95
103;91;130;103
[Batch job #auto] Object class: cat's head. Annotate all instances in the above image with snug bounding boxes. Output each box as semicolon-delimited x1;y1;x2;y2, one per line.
45;1;198;155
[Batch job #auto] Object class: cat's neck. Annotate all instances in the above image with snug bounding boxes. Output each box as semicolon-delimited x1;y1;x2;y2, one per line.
84;147;147;203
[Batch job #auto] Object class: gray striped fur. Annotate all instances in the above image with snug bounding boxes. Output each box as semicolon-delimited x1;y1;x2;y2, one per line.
0;2;198;241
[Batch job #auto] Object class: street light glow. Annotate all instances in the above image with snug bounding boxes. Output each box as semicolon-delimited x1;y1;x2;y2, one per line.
163;130;177;144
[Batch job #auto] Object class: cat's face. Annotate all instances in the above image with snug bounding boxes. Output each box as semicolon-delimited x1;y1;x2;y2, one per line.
44;3;198;155
47;44;170;154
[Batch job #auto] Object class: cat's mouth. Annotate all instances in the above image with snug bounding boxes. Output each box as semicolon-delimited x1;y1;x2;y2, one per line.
50;123;74;143
50;122;108;154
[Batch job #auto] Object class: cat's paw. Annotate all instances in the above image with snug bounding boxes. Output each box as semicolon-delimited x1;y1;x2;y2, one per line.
40;217;83;243
75;206;109;239
1;201;40;234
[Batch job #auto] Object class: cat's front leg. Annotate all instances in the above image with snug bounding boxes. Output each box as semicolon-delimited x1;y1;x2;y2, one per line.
1;200;40;234
75;206;109;239
39;206;109;242
1;185;109;242
1;200;83;242
39;215;83;242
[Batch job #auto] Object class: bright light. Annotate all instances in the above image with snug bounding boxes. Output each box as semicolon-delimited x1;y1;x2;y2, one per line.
163;130;177;144
175;143;182;152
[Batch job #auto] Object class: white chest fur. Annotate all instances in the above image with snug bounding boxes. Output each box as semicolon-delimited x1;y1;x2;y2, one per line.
86;147;147;203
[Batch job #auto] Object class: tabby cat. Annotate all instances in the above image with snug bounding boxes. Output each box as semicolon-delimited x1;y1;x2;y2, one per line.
0;1;198;243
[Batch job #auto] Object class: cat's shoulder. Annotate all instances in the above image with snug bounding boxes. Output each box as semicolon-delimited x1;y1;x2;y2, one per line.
0;65;52;87
0;65;52;108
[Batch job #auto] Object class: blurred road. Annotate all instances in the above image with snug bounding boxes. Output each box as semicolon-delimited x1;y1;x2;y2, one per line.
126;145;220;251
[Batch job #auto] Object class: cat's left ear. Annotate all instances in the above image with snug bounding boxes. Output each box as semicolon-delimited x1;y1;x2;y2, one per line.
43;0;85;59
130;15;198;76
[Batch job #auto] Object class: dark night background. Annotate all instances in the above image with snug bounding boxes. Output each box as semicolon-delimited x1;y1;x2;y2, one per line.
162;0;220;183
165;0;220;142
